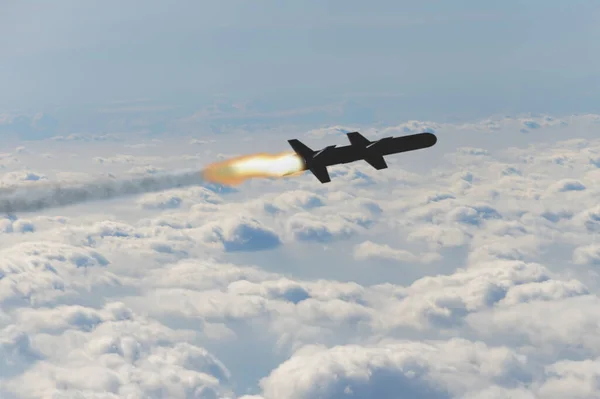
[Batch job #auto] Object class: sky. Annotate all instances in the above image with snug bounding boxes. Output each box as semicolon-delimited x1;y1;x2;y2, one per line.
2;0;600;133
2;1;600;399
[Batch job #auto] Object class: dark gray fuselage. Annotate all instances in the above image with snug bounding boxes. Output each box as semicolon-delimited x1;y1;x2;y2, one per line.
304;132;437;168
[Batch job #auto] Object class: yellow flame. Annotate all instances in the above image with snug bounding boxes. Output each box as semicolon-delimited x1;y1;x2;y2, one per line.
202;152;306;186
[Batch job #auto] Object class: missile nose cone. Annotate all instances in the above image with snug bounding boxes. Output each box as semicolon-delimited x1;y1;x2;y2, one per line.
422;132;437;147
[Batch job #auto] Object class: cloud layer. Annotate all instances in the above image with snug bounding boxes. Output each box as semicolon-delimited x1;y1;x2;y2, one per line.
1;113;600;398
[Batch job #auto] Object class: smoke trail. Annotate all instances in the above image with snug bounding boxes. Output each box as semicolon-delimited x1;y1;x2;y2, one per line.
0;169;206;213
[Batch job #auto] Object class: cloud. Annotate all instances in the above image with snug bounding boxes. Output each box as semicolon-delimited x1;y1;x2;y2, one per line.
0;303;234;399
408;224;470;249
306;126;355;139
455;147;489;157
1;171;47;185
0;217;35;234
196;216;282;252
122;252;587;366
371;259;565;332
379;120;437;135
0;241;119;309
51;133;121;142
548;179;587;193
284;212;370;243
94;154;161;164
1;112;600;397
261;190;326;214
353;241;441;263
257;339;530;399
537;358;600;399
190;139;217;145
137;186;223;210
572;244;600;265
465;295;600;373
126;165;164;175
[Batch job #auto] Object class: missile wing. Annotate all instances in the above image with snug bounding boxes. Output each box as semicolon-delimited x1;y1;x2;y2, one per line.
346;132;388;170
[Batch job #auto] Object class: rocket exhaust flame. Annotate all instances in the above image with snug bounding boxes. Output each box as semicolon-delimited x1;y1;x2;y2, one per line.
202;152;306;186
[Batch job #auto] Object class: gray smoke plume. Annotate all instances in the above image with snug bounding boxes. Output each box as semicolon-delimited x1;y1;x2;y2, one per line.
0;169;206;213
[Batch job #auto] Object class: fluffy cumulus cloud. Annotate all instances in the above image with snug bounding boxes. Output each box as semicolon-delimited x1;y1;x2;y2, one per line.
0;303;235;399
255;339;532;399
1;113;600;398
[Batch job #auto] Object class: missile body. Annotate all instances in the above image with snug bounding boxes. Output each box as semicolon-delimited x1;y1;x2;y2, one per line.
287;132;437;183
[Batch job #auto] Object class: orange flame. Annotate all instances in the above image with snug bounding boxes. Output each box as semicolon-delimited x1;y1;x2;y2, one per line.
202;152;306;186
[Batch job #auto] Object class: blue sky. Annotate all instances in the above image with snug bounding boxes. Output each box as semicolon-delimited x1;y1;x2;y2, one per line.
2;0;599;133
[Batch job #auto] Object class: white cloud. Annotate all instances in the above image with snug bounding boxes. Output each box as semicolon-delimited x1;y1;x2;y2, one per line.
284;212;370;243
194;215;282;252
0;241;119;308
137;186;224;211
261;190;326;214
572;243;600;265
353;240;441;263
537;358;600;399
52;133;121;142
94;154;160;165
190;139;217;145
306;125;355;138
0;217;35;234
0;303;234;399
257;339;530;399
547;179;587;193
1;170;47;185
1;113;600;397
466;295;600;356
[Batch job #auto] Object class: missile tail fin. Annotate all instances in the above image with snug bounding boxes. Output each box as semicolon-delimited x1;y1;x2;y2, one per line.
288;139;315;160
309;164;331;183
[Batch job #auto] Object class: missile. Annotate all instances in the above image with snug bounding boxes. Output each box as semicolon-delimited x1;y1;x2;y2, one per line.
287;132;437;183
